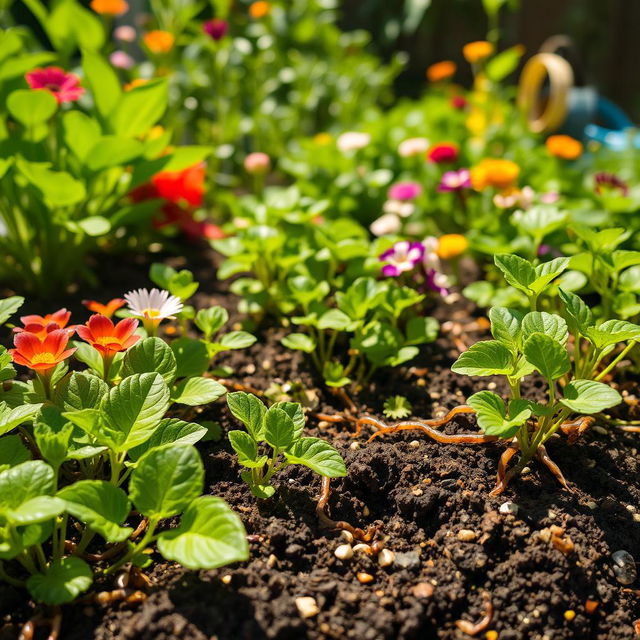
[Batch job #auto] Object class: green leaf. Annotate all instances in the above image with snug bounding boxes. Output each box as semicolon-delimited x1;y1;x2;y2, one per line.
101;373;170;452
72;343;105;377
560;379;622;414
121;337;177;386
227;392;267;441
494;254;569;296
281;333;316;353
322;360;351;388
383;395;412;419
62;111;101;162
27;557;93;605
559;289;593;334
0;402;42;437
486;44;524;82
218;331;257;350
585;320;640;350
284;437;347;477
77;216;110;237
157;496;249;570
531;258;571;294
129;444;203;520
468;391;531;438
451;341;514;376
57;480;132;543
56;372;107;412
521;312;569;345
270;402;305;439
34;406;73;469
0;296;24;325
82;49;121;119
317;309;353;331
7;89;57;127
110;79;168;137
228;430;266;468
522;333;570;380
171;338;210;379
489;307;523;351
171;377;226;406
85;136;144;172
0;435;31;468
264;407;295;449
129;418;207;462
406;316;439;345
16;158;85;207
195;307;228;339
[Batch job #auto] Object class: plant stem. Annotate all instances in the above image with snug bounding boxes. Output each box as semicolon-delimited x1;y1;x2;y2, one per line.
595;341;636;381
104;517;159;576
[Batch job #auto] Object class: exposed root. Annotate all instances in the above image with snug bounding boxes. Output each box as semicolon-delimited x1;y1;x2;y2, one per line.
217;379;264;396
331;387;358;414
79;588;147;606
489;440;519;496
316;477;379;542
18;606;61;640
455;592;493;636
537;444;571;491
617;425;640;433
559;416;595;444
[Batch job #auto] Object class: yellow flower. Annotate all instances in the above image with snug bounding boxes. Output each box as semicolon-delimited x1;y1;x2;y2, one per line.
426;60;456;83
90;0;128;15
143;30;175;54
313;132;332;146
471;158;520;191
437;235;469;260
463;41;494;64
249;1;270;18
546;135;583;160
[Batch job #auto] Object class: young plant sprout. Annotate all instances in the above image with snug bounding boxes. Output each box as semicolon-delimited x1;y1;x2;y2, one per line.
226;392;347;498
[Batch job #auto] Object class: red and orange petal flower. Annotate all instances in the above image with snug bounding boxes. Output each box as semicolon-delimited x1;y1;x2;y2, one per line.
143;30;175;54
426;142;459;164
426;61;456;83
249;1;270;18
152;163;205;207
10;330;76;372
76;315;140;357
25;67;85;104
82;298;126;319
545;135;583;160
90;0;128;15
470;158;520;191
15;309;75;339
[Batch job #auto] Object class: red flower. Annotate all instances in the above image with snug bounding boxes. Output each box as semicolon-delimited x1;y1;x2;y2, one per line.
10;330;76;372
25;67;85;104
14;309;76;340
152;163;205;207
76;315;140;357
427;142;459;164
451;95;467;110
82;298;126;319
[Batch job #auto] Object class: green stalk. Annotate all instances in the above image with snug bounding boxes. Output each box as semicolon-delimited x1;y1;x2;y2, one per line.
104;517;159;576
595;341;636;381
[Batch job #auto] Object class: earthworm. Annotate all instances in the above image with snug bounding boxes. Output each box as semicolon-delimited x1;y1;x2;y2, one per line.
489;441;519;496
455;592;493;636
559;416;594;443
537;444;571;490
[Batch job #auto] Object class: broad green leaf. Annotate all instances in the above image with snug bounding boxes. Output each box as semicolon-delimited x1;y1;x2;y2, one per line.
0;435;31;468
171;377;226;406
494;254;535;292
171;338;210;379
559;288;593;334
405;316;439;345
121;337;177;386
129;444;203;519
34;406;73;469
559;379;622;414
0;402;42;436
218;331;257;350
270;402;305;439
57;372;108;412
468;391;531;438
522;333;570;380
86;136;144;172
82;49;122;119
72;342;104;376
101;373;170;452
157;496;249;569
27;557;93;605
264;407;295;449
129;418;207;462
7;88;57;127
281;333;316;353
322;361;351;388
57;480;132;542
228;430;266;468
110;79;168;137
585;320;640;350
62;111;101;161
486;44;524;82
77;216;110;237
521;312;569;345
0;296;24;325
195;307;228;339
489;307;523;351
284;437;347;477
227;392;267;441
451;341;514;377
317;309;353;331
514;206;567;237
16;158;85;207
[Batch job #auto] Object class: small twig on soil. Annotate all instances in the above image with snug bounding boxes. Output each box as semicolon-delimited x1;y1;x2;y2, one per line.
455;592;493;636
217;379;264;396
316;477;379;542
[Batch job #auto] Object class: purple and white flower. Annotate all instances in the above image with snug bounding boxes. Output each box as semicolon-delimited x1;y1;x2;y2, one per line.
438;168;471;192
379;241;425;277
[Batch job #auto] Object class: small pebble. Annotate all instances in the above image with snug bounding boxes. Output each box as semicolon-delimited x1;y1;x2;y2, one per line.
487;382;497;390
457;529;477;542
295;596;320;619
485;631;498;640
395;551;421;569
499;501;518;515
585;599;599;614
585;501;597;510
349;442;360;451
378;549;395;568
340;530;354;544
409;440;420;448
266;554;278;569
564;610;576;622
611;550;637;585
411;582;434;598
334;544;353;560
633;514;640;523
357;572;374;584
221;575;232;585
363;506;370;516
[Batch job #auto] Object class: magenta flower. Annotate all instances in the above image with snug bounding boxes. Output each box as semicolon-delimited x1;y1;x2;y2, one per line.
110;51;135;70
203;18;229;41
388;181;422;201
380;241;425;277
426;269;449;296
438;169;471;192
594;172;629;197
25;67;84;104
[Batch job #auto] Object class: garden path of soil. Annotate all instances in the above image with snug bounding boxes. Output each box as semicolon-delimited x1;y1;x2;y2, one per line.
1;245;639;640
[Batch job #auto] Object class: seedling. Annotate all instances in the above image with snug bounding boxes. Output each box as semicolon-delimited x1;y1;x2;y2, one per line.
383;395;412;419
226;392;347;498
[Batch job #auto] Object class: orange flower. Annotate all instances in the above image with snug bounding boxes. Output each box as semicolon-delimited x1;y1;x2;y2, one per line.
14;309;76;340
10;330;76;372
463;41;494;64
470;158;520;190
249;1;270;18
437;234;469;260
124;78;149;92
82;298;126;319
546;135;583;160
90;0;128;15
426;61;456;83
76;315;140;358
143;30;175;54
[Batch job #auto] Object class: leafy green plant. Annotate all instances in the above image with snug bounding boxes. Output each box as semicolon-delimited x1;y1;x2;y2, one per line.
383;395;412;419
226;392;346;499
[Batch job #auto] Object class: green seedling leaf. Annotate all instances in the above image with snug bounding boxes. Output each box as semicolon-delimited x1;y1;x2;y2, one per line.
559;379;622;414
56;371;108;412
0;435;31;468
521;312;569;345
34;406;73;469
383;395;412;419
171;338;210;379
228;430;266;468
281;333;316;353
0;402;42;436
227;392;267;441
468;391;531;438
558;289;594;334
317;309;353;331
7;89;57;127
129;418;207;462
489;307;523;352
284;437;347;477
522;333;570;380
265;407;295;449
0;296;24;325
171;377;226;406
129;444;203;520
585;320;640;350
495;254;569;296
121;338;177;386
270;402;305;439
219;331;257;350
157;496;249;570
406;316;439;345
57;480;132;543
451;341;514;377
27;557;92;605
73;342;104;377
195;306;228;339
322;361;351;388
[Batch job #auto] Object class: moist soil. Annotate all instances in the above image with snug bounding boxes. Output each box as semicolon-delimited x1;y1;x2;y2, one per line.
1;244;639;640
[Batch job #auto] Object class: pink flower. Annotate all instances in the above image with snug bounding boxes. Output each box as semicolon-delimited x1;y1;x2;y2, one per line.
203;18;229;41
25;67;85;104
398;137;429;158
426;269;449;296
540;191;560;204
388;181;422;201
427;142;458;164
244;152;271;174
438;169;471;192
110;51;135;69
379;241;425;277
114;25;136;42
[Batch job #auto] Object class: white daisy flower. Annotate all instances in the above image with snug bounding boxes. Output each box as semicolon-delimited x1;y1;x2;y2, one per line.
124;288;183;320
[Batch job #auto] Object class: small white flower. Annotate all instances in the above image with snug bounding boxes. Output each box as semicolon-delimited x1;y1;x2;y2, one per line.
124;288;183;320
398;137;429;158
370;213;401;237
384;200;415;218
336;131;370;153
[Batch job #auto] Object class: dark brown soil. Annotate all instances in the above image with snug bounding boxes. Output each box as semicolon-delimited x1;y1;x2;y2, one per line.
1;245;639;640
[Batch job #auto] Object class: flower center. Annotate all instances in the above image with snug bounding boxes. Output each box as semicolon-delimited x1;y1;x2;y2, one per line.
30;353;56;365
142;308;162;318
45;83;61;91
95;335;119;346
